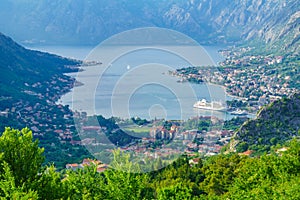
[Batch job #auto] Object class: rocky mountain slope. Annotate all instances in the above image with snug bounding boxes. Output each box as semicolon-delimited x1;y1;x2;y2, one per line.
0;0;298;52
231;93;300;153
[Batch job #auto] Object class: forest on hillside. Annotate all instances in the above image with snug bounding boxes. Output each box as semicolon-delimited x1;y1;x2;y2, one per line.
1;127;300;199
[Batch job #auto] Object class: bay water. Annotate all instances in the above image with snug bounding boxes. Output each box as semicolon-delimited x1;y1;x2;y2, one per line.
26;44;240;120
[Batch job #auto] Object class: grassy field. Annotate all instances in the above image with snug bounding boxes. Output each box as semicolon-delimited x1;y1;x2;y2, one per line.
124;126;152;133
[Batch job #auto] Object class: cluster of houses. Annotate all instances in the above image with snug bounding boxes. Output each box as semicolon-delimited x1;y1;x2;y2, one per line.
2;99;76;143
220;65;298;102
1;73;79;146
220;54;284;67
172;53;298;111
122;121;234;158
149;125;179;140
64;124;235;172
66;158;109;173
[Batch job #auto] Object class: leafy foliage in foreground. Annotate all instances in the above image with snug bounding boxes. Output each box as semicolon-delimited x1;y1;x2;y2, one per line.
0;127;300;199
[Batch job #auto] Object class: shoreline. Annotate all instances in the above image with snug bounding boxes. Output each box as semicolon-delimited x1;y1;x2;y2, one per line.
58;68;255;120
206;82;247;101
54;45;254;119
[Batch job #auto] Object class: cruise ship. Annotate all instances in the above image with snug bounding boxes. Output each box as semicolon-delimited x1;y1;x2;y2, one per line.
230;109;248;115
193;99;227;112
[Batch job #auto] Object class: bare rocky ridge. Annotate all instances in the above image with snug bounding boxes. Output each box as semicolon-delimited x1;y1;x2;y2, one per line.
0;0;298;52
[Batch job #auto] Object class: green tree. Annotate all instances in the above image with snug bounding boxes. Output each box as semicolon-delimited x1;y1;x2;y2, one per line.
156;181;193;200
104;149;152;199
236;142;249;153
0;162;39;199
200;154;246;196
33;165;64;200
0;127;44;188
63;164;107;199
227;140;300;199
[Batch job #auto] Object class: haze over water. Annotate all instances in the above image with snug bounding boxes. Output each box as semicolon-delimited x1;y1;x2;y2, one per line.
26;44;240;120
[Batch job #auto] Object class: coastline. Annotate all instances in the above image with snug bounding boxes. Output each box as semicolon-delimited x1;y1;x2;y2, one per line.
206;82;247;101
50;44;251;120
204;82;256;116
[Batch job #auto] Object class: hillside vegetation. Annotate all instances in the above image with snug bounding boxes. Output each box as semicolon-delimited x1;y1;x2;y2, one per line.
0;32;80;110
0;33;85;168
232;93;300;154
1;127;300;199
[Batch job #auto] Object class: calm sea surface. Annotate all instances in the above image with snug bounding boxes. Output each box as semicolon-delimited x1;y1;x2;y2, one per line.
26;44;242;120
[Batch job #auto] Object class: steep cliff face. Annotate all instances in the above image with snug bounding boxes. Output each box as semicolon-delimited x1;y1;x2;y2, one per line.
161;0;299;51
0;0;298;51
276;11;300;52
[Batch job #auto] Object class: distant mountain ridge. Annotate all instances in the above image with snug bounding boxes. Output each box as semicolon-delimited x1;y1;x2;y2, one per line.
0;0;299;52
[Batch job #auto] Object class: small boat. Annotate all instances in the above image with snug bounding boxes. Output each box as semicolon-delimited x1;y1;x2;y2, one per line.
193;99;227;112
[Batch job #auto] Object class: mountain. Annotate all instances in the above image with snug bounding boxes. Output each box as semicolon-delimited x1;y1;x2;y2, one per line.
231;93;300;154
0;32;88;167
0;0;299;52
0;32;80;110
